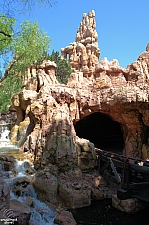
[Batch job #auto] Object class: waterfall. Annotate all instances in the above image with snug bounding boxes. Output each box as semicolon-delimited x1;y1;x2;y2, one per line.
0;122;57;224
0;123;19;153
3;159;57;225
0;123;11;142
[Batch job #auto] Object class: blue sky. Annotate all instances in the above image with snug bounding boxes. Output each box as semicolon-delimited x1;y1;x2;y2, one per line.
2;0;149;69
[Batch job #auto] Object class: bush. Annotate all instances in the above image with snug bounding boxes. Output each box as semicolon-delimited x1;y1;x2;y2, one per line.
0;74;23;112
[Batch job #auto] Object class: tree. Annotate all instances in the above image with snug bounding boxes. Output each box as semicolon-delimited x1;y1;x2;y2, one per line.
0;0;55;112
0;14;15;55
48;50;74;84
0;0;56;76
0;17;51;77
4;20;51;77
0;19;51;112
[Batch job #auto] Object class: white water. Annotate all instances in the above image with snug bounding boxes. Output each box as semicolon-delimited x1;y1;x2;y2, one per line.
15;160;29;177
0;125;10;141
4;160;57;225
0;123;19;152
0;125;57;225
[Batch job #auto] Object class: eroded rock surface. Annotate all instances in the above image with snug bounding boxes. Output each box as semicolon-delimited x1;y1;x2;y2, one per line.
10;199;31;224
33;170;58;204
9;10;149;211
61;10;100;78
112;194;144;213
54;210;76;225
58;168;91;209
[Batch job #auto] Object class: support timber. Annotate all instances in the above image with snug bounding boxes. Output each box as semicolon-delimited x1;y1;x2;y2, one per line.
95;148;149;203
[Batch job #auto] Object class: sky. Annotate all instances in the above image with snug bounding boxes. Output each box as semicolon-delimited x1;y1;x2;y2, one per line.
2;0;149;69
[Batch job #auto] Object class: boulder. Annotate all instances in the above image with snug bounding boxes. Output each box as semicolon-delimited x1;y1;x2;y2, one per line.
33;170;58;204
12;176;32;196
54;210;76;225
83;171;112;200
24;196;34;207
112;194;144;213
75;137;96;171
0;156;15;171
58;169;91;208
10;199;31;224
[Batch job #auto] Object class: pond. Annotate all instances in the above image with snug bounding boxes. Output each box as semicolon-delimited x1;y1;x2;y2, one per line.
70;199;149;225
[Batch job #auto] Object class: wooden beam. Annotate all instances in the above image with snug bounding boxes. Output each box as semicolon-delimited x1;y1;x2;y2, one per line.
129;182;149;190
110;159;121;185
130;164;149;175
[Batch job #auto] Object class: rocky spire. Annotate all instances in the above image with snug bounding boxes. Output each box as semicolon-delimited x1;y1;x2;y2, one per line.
61;10;100;78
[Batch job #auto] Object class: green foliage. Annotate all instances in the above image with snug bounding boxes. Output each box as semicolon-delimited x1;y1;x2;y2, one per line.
0;14;15;54
9;20;51;75
0;19;51;112
0;1;53;112
48;50;60;62
48;50;74;84
0;74;23;112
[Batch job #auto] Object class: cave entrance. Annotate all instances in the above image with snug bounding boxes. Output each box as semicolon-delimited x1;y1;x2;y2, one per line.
74;112;124;153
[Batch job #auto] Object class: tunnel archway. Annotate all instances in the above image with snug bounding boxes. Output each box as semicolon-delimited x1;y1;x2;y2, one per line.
74;112;124;153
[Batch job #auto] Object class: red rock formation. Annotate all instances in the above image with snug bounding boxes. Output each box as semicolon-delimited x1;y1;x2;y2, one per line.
10;10;149;210
61;10;100;78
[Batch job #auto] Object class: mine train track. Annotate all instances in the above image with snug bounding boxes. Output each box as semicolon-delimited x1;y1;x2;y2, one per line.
95;147;149;203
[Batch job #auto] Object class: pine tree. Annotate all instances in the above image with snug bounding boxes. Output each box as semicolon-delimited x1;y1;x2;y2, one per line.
48;50;74;84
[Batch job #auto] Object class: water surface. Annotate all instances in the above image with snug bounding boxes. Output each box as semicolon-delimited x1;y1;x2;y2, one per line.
70;199;149;225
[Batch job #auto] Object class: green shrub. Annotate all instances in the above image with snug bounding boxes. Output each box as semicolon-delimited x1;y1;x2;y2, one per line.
0;74;23;112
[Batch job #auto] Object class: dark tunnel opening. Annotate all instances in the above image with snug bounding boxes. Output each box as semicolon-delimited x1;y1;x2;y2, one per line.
74;112;124;153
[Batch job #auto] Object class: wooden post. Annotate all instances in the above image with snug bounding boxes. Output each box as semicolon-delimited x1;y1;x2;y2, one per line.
121;159;131;189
